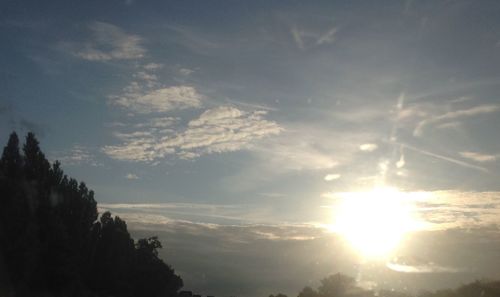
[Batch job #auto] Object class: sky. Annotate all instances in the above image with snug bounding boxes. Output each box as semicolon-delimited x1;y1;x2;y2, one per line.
2;0;500;296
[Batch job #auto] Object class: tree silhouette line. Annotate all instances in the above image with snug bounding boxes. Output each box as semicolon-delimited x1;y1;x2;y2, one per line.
270;273;500;297
0;132;182;297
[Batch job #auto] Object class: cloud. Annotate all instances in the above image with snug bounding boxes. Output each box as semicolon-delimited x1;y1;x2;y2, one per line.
324;190;500;230
255;139;338;171
224;98;277;111
359;143;378;152
99;202;238;211
291;26;337;50
419;191;500;229
134;71;158;83
179;68;195;76
134;117;178;129
414;104;499;137
125;173;139;180
244;124;376;175
399;143;488;173
290;27;306;50
51;145;101;167
167;25;221;53
171;106;282;158
111;85;203;113
99;201;324;240
324;174;341;181
459;151;497;162
387;261;462;273
98;202;279;226
102;134;161;162
259;192;285;198
72;21;146;61
437;121;461;130
316;27;338;45
396;148;405;168
103;106;282;162
143;63;163;70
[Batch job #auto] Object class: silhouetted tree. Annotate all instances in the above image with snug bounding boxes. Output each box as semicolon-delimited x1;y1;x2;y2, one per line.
298;286;319;297
133;236;183;297
0;132;22;178
269;293;288;297
0;131;183;297
297;274;374;297
376;290;413;297
318;274;358;297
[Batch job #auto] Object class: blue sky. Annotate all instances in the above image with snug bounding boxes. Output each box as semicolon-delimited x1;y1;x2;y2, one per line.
2;1;500;296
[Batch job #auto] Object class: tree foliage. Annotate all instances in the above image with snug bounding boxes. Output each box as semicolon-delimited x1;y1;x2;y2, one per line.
0;132;183;297
295;274;500;297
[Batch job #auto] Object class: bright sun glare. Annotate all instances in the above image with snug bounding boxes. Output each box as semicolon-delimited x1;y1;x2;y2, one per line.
330;187;420;259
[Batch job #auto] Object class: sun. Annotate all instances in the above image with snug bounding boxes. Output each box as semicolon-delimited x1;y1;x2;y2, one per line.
329;187;419;259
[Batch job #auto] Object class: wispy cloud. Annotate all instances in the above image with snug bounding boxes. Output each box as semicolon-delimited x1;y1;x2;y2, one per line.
359;143;378;152
324;190;500;230
247;124;376;174
51;145;101;167
167;25;221;53
259;192;285;198
400;143;489;173
324;173;341;181
179;68;195;76
437;121;461;130
316;27;338;45
98;202;280;226
107;59;203;114
414;104;499;137
223;98;277;111
459;151;497;162
70;21;146;61
125;173;139;180
111;85;203;113
103;106;282;162
291;26;337;50
143;63;163;70
387;261;462;273
99;202;239;211
415;191;500;229
255;138;338;171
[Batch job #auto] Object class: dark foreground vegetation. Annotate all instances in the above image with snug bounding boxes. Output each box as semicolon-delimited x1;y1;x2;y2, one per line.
1;132;499;297
271;273;500;297
0;132;182;297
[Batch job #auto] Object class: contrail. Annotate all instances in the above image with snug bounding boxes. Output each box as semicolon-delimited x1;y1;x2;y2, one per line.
397;142;489;173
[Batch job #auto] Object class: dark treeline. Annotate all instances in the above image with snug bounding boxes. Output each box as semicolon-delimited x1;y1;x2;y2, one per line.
0;132;182;297
270;273;500;297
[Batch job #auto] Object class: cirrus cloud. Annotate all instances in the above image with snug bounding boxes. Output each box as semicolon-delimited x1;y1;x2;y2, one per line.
71;21;146;61
459;151;497;162
111;85;203;113
413;104;499;137
359;143;378;152
103;106;282;162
